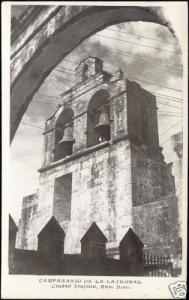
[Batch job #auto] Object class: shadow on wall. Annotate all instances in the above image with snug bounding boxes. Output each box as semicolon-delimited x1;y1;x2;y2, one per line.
9;215;173;276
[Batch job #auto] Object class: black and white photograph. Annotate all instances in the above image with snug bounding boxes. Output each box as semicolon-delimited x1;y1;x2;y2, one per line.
2;2;188;299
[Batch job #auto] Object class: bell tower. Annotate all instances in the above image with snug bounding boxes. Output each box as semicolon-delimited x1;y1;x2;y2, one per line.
18;56;180;264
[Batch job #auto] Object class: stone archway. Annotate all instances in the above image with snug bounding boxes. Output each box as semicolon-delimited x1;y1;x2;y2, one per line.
11;5;172;142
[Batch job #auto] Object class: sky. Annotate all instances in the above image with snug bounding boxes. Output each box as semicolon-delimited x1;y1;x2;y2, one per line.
10;10;184;223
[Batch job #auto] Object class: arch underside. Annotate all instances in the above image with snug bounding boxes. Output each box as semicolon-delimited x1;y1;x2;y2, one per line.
10;6;171;142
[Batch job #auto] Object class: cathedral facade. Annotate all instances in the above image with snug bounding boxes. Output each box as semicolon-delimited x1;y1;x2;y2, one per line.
16;57;181;267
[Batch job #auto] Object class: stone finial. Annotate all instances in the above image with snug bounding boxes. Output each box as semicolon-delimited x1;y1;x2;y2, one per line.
111;68;124;81
80;222;108;259
37;216;65;260
119;228;144;260
118;67;124;78
119;228;144;275
9;214;18;234
9;215;18;273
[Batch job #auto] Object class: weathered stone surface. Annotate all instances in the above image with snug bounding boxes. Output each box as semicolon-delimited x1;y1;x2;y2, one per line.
36;140;133;254
171;132;183;239
16;191;39;250
130;144;175;206
132;195;180;268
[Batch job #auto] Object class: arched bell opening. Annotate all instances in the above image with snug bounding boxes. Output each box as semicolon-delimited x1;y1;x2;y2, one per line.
54;108;74;161
87;90;111;148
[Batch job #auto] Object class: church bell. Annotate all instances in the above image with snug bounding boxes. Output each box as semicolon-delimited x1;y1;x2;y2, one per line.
95;106;110;141
58;123;74;144
95;106;110;130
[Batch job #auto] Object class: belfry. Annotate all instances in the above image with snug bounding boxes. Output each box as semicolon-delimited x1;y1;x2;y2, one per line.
17;57;181;267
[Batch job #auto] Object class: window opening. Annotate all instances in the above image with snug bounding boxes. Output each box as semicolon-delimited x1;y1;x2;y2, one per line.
53;173;72;223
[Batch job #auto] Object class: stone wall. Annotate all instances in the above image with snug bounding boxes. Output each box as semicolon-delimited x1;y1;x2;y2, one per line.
22;139;179;259
36;140;133;254
130;144;175;206
132;195;180;254
16;191;39;249
126;80;159;146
